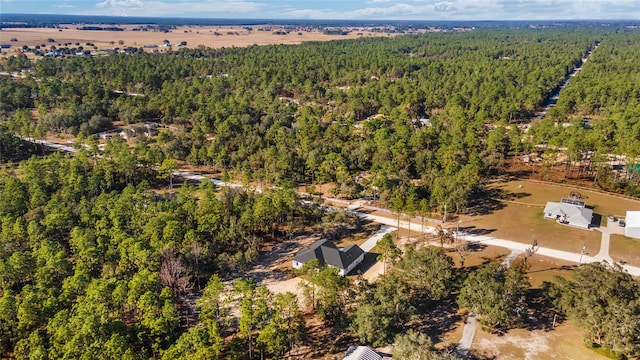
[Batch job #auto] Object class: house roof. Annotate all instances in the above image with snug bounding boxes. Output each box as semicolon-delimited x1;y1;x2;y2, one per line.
544;201;593;226
293;239;330;264
294;240;364;270
625;211;640;228
343;346;391;360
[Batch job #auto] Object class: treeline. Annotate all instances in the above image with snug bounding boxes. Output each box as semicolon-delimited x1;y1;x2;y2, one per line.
1;150;640;358
0;126;40;162
300;235;640;359
0;150;325;358
1;28;607;211
18;29;598;123
528;30;640;195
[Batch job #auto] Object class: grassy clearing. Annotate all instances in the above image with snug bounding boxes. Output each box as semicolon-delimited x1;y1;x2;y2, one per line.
461;199;602;255
488;180;640;220
471;321;608;360
457;179;640;257
610;234;640;267
524;254;578;288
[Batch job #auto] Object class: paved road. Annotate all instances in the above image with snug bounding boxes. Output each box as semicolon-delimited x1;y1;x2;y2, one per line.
535;42;598;120
456;314;477;357
355;212;640;276
359;225;395;252
25;138;640;276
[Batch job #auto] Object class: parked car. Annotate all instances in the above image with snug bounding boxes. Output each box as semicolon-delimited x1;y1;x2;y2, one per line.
619;220;626;227
608;215;618;222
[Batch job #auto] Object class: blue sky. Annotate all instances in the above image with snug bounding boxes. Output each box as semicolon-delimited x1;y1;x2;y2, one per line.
1;0;639;20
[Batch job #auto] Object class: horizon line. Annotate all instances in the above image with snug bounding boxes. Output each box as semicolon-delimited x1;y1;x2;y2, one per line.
2;13;640;23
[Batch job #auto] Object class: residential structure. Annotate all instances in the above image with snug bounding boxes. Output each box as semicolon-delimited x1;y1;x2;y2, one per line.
292;239;365;276
543;197;593;229
342;346;392;360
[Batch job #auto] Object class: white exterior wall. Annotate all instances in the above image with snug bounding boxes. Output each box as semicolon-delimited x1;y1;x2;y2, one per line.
343;253;365;276
571;220;590;229
293;253;365;276
625;227;640;239
625;211;640;239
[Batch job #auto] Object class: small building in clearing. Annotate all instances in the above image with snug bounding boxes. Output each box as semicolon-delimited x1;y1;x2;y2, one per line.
625;211;640;239
292;239;365;276
543;197;593;229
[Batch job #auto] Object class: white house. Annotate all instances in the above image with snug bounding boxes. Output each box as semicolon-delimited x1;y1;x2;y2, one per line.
543;198;593;229
293;239;365;276
625;211;640;239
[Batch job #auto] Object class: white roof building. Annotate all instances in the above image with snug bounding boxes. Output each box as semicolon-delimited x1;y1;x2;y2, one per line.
625;211;640;239
543;200;593;229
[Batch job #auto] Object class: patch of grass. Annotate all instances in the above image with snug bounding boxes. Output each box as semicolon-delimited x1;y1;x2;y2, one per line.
334;221;379;247
585;343;626;360
524;254;577;288
471;321;609;360
463;201;602;255
610;234;640;267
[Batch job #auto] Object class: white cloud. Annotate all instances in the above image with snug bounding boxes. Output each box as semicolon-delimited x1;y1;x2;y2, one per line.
284;0;503;20
282;0;640;20
54;2;76;8
90;0;266;16
96;0;144;9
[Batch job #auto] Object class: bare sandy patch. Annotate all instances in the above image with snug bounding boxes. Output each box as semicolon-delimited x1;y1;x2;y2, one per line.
473;321;606;360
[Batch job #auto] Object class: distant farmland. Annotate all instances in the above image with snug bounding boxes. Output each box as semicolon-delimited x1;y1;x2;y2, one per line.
0;25;400;57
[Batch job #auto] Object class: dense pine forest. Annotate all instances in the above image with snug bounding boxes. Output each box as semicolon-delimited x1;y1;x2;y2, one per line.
2;26;640;359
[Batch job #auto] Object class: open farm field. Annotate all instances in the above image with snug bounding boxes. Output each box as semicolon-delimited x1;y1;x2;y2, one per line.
0;25;395;56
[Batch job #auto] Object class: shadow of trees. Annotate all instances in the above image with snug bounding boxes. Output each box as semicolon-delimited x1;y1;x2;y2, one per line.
459;225;497;236
466;185;531;216
411;296;462;342
524;288;565;332
352;252;380;275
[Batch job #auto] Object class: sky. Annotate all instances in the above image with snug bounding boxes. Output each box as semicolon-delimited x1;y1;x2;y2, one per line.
1;0;639;20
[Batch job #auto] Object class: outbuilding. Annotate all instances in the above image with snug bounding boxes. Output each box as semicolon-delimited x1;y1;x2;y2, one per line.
624;211;640;239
